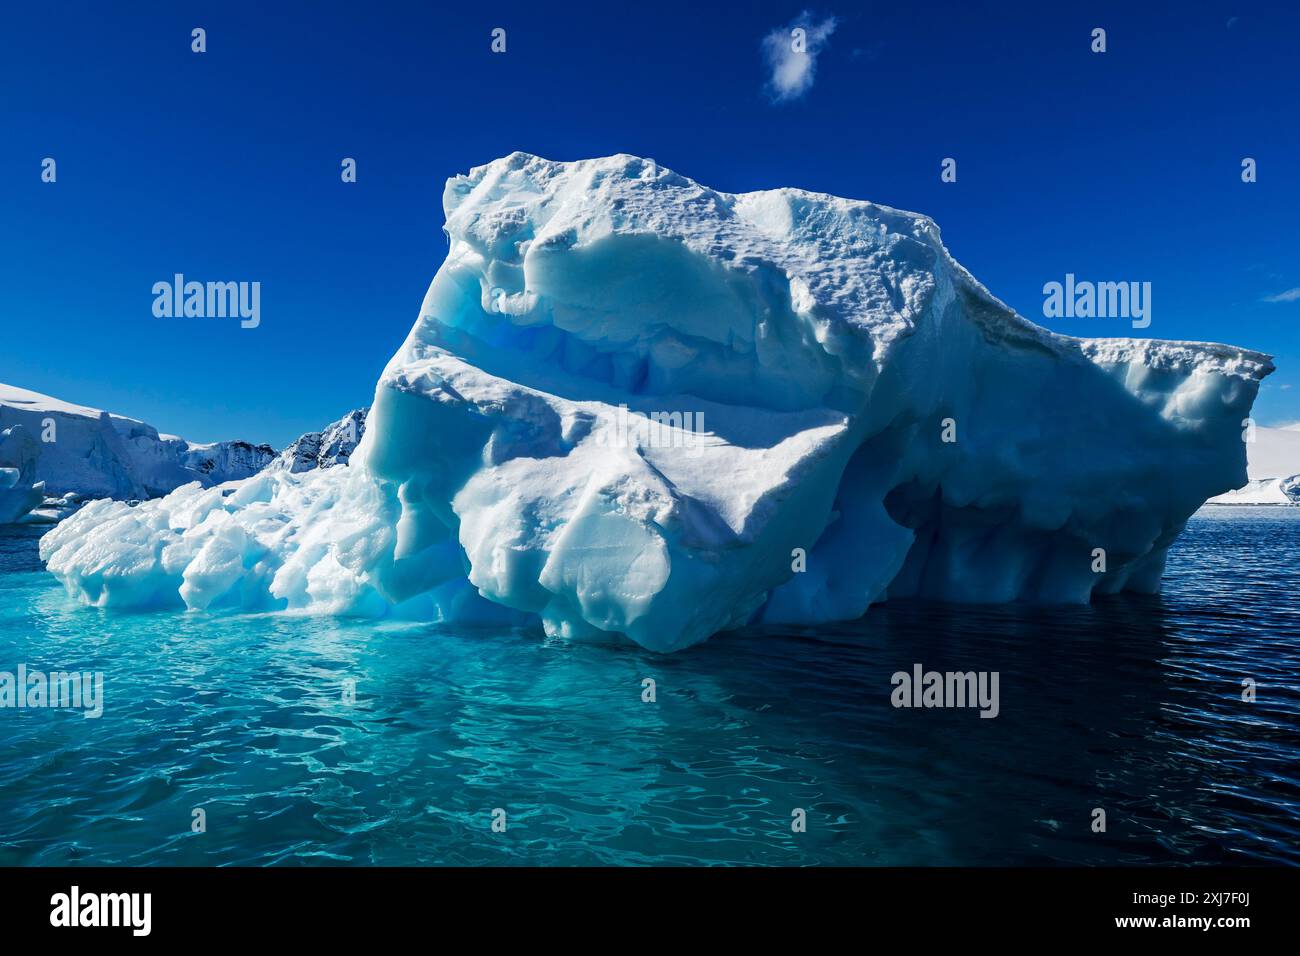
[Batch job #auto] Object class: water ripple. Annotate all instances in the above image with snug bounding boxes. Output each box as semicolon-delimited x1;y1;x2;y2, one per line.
0;507;1296;865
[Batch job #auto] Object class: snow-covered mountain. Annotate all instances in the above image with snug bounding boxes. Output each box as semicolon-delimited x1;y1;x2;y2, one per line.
41;153;1275;650
1205;424;1300;504
0;383;276;514
267;409;368;473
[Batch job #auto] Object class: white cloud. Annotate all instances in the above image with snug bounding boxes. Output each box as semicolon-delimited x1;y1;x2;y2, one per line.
1263;288;1300;303
762;13;838;103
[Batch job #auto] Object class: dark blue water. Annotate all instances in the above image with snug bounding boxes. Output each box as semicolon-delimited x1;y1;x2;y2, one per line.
1;508;1297;866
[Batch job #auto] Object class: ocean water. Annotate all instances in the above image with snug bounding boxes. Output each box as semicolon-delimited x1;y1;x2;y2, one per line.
0;507;1296;866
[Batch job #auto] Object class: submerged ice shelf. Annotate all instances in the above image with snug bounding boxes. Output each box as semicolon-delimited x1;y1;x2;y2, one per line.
41;153;1273;650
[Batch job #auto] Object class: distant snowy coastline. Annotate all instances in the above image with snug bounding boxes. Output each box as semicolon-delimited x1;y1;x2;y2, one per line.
1204;424;1300;506
0;383;364;524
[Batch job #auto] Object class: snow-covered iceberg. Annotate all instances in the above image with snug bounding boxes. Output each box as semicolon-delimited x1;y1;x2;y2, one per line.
40;153;1273;650
21;490;86;525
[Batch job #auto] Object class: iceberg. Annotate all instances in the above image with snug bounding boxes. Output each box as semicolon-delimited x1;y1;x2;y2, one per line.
40;153;1273;650
22;490;86;525
0;467;44;525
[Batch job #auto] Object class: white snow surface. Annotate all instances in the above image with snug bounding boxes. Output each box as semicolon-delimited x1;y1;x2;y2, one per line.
1;383;275;500
40;153;1275;650
1206;477;1300;505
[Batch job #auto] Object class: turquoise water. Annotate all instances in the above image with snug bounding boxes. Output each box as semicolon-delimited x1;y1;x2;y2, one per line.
1;508;1297;866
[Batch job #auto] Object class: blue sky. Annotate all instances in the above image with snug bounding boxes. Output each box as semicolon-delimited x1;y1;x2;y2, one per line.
2;1;1297;445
